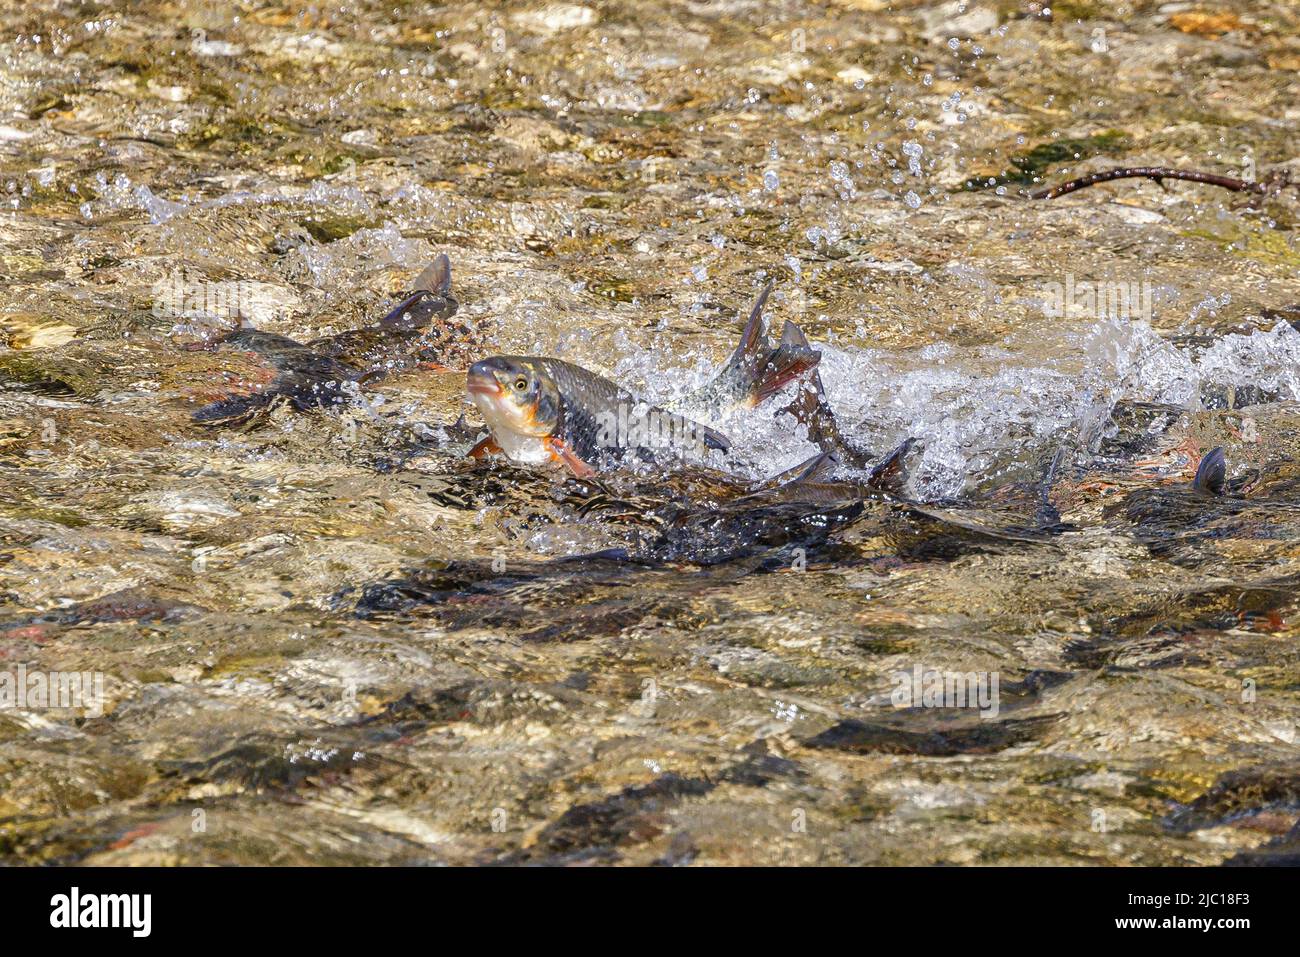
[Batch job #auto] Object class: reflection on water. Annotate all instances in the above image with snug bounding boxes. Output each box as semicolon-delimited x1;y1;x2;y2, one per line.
1;0;1299;865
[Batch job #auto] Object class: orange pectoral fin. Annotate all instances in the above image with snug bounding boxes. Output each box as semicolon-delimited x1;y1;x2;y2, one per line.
468;435;503;460
547;438;597;478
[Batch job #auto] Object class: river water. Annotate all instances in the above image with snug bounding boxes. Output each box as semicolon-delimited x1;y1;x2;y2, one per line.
1;0;1298;864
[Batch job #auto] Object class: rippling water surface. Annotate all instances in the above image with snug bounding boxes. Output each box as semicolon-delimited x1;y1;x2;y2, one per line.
2;0;1299;865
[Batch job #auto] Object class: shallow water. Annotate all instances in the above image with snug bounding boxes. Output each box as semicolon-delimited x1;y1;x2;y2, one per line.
2;0;1299;865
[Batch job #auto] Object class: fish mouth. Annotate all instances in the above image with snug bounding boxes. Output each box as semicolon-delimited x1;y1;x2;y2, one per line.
466;362;503;398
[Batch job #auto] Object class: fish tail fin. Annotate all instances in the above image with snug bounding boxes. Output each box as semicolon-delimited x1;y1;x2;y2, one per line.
747;319;821;406
719;283;821;406
192;393;271;425
867;438;916;494
413;253;452;296
381;254;457;330
669;282;819;419
1193;446;1227;495
727;280;774;368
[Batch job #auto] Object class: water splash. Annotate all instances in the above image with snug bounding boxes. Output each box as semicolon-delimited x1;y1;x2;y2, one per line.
603;314;1300;498
819;317;1300;497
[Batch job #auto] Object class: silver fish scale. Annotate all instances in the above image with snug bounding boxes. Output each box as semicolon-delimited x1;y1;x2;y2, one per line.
534;358;721;463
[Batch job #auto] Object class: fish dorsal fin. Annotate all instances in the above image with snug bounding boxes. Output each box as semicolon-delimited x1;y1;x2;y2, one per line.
780;319;808;348
697;422;731;452
412;254;452;296
752;450;838;491
1193;446;1227;495
728;280;775;367
1034;447;1067;525
792;450;839;484
867;438;916;494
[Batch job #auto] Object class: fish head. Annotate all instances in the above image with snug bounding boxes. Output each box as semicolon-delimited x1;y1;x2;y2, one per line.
467;357;561;439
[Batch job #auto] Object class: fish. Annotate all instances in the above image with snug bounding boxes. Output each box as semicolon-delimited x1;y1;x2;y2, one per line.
466;280;822;476
190;256;461;424
1192;446;1227;496
662;281;821;422
190;329;361;424
311;253;469;376
752;439;917;503
382;255;458;331
770;320;927;491
774;320;883;469
466;356;730;477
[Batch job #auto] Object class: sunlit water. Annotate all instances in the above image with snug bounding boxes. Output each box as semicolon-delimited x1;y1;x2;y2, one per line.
1;0;1299;865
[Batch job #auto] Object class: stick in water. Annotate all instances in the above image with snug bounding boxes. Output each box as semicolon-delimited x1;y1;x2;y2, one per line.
1031;166;1290;201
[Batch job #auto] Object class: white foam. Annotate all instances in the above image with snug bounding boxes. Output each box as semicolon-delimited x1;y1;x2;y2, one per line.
611;315;1300;497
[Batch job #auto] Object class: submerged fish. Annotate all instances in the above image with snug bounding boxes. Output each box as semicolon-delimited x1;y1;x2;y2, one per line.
466;281;820;475
311;254;469;375
752;440;916;502
190;329;361;424
190;255;460;424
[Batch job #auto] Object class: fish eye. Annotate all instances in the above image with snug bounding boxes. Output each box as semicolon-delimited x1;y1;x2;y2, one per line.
513;376;528;392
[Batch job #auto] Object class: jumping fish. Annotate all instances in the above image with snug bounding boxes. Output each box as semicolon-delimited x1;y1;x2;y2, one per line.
466;281;821;476
465;355;730;477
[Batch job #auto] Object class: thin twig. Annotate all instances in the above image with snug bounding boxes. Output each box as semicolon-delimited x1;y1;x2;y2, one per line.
1030;166;1275;200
